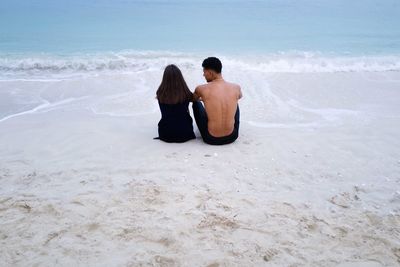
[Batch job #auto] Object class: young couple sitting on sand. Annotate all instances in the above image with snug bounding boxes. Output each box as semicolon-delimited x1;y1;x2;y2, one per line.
156;57;242;145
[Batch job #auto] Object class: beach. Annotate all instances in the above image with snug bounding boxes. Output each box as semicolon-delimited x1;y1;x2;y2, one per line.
1;0;400;265
1;55;400;265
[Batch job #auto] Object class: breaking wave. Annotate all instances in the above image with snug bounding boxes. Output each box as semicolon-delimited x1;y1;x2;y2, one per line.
1;50;400;79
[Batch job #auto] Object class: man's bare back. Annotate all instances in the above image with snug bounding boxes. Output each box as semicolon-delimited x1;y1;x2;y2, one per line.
192;57;242;145
194;79;242;137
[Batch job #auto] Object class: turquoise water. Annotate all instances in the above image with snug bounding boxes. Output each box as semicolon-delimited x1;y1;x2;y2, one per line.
1;0;400;55
1;0;400;77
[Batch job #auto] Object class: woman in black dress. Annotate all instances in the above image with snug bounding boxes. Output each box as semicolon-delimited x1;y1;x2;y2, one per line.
156;64;196;143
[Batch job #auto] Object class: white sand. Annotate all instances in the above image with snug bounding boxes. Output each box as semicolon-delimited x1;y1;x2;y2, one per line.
1;68;400;266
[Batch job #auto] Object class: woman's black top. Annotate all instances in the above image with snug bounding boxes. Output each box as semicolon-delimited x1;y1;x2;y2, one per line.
157;101;196;143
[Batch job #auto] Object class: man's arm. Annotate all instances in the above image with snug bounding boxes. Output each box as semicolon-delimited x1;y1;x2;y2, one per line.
193;86;203;101
238;86;243;99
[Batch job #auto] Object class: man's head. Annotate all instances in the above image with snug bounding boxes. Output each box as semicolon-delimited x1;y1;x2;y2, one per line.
202;57;222;82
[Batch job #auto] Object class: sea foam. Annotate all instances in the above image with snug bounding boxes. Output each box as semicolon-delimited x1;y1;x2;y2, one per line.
1;51;400;80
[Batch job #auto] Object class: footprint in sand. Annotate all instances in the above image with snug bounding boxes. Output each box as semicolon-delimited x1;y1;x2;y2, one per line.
263;248;279;262
87;223;100;231
43;230;67;245
153;255;177;267
17;203;32;212
329;191;360;209
143;187;164;205
392;247;400;263
198;213;239;230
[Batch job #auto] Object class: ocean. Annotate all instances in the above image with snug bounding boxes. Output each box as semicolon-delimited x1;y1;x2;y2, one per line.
1;0;400;54
1;0;400;79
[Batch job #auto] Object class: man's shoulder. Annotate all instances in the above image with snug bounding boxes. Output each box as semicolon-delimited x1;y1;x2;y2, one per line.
195;83;211;93
195;83;208;90
230;82;241;89
223;81;241;91
223;81;242;99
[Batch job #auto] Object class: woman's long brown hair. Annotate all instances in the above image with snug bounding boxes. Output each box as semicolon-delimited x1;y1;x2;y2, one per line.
156;64;193;104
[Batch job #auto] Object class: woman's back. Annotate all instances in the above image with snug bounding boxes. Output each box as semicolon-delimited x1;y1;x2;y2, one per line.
156;64;195;143
158;101;195;143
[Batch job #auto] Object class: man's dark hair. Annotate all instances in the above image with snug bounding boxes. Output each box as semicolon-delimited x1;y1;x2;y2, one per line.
202;57;222;73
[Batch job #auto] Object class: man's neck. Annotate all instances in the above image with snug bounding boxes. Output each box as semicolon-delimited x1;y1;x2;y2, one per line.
212;75;223;82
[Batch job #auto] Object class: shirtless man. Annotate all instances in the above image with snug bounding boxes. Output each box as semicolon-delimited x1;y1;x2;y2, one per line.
192;57;242;145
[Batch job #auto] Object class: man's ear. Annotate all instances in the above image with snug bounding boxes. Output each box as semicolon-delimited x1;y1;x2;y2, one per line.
210;70;216;79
